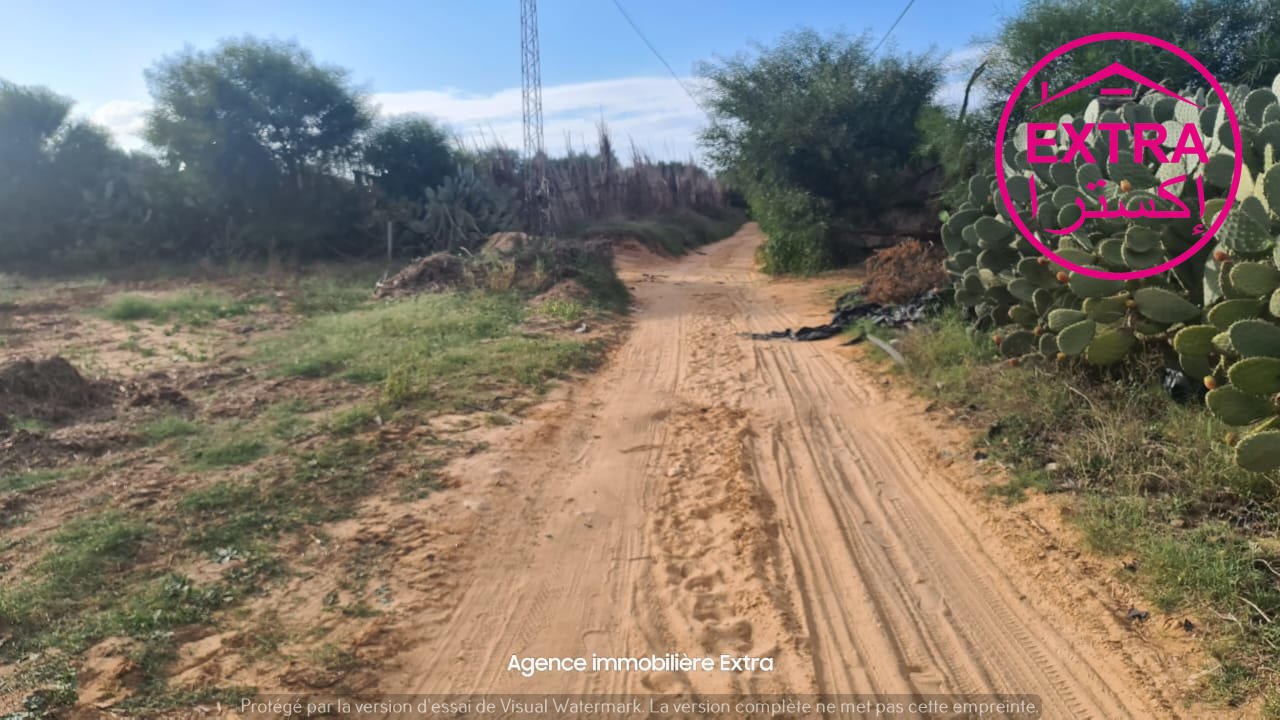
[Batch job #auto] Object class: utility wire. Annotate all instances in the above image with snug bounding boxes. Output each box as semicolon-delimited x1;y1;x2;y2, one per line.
610;0;708;113
870;0;918;56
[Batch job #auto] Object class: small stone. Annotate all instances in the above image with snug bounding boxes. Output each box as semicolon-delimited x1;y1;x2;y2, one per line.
1044;462;1060;472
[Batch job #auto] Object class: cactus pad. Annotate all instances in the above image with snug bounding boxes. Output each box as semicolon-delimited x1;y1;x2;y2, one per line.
1057;319;1096;356
1068;271;1125;298
1235;430;1280;472
1084;329;1135;365
1227;356;1280;395
1173;325;1219;356
1208;299;1262;329
1228;319;1280;357
1217;210;1273;257
1229;262;1280;297
1207;386;1274;425
1047;308;1087;331
999;330;1037;357
1132;287;1202;323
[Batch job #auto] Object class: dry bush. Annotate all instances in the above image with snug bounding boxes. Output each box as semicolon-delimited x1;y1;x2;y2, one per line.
862;238;947;305
466;124;726;234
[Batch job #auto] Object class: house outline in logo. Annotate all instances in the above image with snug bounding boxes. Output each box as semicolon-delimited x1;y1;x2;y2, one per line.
1031;61;1201;110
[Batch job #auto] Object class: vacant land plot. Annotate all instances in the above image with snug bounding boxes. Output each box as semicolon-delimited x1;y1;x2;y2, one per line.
0;257;622;715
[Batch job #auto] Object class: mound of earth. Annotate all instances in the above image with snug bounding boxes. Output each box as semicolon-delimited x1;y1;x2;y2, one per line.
375;253;465;298
530;280;592;306
0;356;115;424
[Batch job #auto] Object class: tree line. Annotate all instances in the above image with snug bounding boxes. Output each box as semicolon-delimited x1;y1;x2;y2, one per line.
0;36;724;269
698;0;1280;273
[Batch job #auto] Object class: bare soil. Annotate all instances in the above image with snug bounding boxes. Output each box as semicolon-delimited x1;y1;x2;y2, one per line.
363;224;1217;717
0;230;1229;717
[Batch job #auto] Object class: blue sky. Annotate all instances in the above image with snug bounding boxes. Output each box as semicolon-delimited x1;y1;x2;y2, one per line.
0;0;1005;159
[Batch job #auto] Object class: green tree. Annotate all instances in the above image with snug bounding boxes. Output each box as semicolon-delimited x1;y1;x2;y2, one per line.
698;30;942;273
363;116;454;200
980;0;1280;130
0;79;139;265
144;36;373;258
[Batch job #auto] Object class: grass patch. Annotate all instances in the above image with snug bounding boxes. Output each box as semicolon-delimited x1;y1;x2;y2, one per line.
266;400;315;440
535;298;588;323
179;438;377;555
10;417;50;432
187;437;267;469
329;405;378;435
257;292;605;413
289;271;378;316
1;469;63;493
99;291;252;326
895;309;1280;706
139;415;201;443
118;334;157;357
0;511;153;658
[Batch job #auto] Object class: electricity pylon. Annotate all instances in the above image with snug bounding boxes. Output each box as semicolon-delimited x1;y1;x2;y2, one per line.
520;0;549;234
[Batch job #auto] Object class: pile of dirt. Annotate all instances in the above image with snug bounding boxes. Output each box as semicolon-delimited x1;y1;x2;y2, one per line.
530;279;592;306
375;253;465;298
0;356;116;425
376;238;615;299
862;238;947;305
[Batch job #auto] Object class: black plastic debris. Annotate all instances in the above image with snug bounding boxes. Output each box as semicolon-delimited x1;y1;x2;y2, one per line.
1127;607;1150;622
748;288;945;342
1162;367;1201;404
1181;618;1196;633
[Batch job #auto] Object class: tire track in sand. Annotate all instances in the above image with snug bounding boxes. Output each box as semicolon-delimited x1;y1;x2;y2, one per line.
378;225;1186;719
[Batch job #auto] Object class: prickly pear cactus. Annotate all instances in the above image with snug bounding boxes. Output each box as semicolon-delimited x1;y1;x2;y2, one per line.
940;72;1280;471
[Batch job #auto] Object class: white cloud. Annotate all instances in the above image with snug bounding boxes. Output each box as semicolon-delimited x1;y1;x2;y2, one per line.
86;75;708;161
935;44;992;109
943;44;988;72
373;75;706;161
88;100;149;151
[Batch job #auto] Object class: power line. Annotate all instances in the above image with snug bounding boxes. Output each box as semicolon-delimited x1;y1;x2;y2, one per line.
610;0;708;112
870;0;918;56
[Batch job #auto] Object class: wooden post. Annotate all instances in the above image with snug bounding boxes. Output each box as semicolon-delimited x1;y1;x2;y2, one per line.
386;220;393;264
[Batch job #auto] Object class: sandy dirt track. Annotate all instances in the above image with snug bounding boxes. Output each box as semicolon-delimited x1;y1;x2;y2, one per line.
377;224;1200;718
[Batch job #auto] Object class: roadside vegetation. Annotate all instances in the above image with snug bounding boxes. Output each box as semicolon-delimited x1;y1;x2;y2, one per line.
884;313;1280;711
0;37;727;272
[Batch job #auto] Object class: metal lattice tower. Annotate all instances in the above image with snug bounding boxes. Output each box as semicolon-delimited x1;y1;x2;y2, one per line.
520;0;548;233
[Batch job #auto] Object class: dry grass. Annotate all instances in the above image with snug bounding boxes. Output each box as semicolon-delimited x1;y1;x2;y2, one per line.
894;310;1280;710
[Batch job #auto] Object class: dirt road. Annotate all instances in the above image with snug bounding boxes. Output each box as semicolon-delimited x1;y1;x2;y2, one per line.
379;224;1190;717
